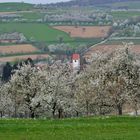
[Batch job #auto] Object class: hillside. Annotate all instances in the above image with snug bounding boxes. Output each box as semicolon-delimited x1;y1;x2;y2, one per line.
0;2;33;12
48;0;140;7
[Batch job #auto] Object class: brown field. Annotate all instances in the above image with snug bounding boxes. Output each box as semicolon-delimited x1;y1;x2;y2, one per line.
84;44;140;59
0;54;49;63
0;44;38;54
0;11;32;15
53;26;112;38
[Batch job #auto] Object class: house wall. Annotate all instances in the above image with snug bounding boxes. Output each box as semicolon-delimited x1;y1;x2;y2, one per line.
72;59;80;70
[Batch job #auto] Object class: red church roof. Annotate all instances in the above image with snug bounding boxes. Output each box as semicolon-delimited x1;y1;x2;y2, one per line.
72;54;80;60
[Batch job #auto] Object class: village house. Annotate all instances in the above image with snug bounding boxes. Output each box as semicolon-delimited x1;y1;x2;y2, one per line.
72;53;80;71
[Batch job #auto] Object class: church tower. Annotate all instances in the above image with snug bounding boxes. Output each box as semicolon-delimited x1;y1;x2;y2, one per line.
72;54;80;71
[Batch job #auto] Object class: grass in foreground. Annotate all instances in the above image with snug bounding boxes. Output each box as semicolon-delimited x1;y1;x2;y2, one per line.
0;116;140;140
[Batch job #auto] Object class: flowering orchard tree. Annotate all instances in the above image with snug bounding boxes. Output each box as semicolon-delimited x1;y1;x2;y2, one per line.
7;64;49;118
105;45;140;115
2;61;75;118
0;84;14;118
44;61;75;118
75;44;140;116
75;53;113;116
74;68;95;116
126;58;140;115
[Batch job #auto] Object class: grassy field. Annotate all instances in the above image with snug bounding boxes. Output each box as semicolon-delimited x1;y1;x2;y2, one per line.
0;23;102;48
0;3;42;21
21;12;45;20
0;116;140;140
0;23;72;42
0;3;33;12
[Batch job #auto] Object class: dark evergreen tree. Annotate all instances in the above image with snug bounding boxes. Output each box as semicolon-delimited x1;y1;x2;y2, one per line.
2;58;34;82
2;62;12;82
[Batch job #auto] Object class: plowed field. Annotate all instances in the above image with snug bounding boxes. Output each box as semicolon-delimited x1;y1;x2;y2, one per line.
0;54;49;62
0;44;38;54
53;26;112;38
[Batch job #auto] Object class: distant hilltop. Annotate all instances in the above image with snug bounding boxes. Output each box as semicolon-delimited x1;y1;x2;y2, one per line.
48;0;140;7
1;0;140;7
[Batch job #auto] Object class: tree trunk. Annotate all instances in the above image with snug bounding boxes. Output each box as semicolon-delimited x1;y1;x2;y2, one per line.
8;110;11;118
99;105;103;116
117;104;123;115
86;101;89;116
134;102;138;116
58;108;63;119
14;94;17;118
135;109;138;116
14;104;17;118
31;111;35;118
29;107;35;118
76;111;79;117
0;111;3;118
52;102;56;118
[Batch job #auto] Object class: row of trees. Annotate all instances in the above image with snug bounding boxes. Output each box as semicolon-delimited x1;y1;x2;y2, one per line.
2;58;34;82
76;45;140;116
0;44;140;118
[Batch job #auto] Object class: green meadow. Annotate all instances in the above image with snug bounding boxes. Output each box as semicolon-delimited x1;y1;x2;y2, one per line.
21;12;45;20
0;116;140;140
0;23;71;42
0;23;101;48
0;3;33;12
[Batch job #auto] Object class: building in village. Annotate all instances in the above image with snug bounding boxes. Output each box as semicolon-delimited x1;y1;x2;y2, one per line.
72;53;80;72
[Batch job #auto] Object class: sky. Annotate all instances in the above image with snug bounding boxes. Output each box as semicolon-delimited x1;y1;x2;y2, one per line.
0;0;71;4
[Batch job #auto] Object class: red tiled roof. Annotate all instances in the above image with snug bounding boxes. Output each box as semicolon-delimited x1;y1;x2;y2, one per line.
72;54;80;60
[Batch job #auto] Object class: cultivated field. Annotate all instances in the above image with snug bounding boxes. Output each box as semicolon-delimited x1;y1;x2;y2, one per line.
0;11;33;15
84;44;140;59
0;23;104;48
0;54;49;62
0;23;72;43
53;26;112;38
0;44;38;54
0;117;139;140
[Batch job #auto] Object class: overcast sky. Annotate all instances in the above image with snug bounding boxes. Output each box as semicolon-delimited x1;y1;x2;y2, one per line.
0;0;71;4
